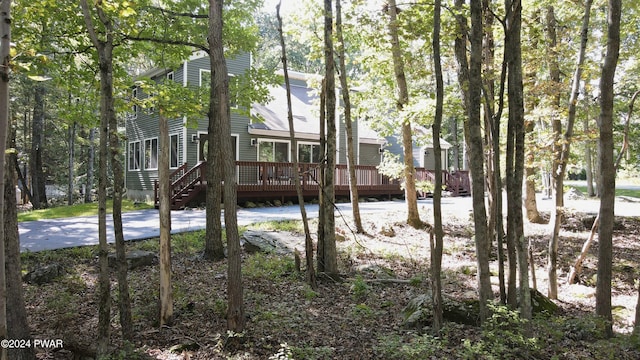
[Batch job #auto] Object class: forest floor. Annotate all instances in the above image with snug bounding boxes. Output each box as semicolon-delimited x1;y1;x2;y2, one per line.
21;197;640;359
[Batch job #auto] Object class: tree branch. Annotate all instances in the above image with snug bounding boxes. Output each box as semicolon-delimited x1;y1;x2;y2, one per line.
145;5;208;19
124;35;209;54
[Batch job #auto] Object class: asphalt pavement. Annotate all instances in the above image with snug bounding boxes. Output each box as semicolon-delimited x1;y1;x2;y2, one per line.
18;192;640;252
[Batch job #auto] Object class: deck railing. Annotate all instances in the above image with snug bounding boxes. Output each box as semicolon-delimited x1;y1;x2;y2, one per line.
156;161;470;209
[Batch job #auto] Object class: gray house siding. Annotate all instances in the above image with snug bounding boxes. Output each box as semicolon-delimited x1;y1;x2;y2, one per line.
126;53;251;200
359;143;381;166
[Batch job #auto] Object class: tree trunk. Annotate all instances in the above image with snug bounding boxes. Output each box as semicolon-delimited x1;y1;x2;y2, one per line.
505;0;530;321
524;120;543;223
0;3;12;355
106;48;133;345
482;0;506;304
5;143;36;360
469;0;492;322
321;0;338;277
549;0;592;300
336;0;364;234
567;214;599;285
158;113;173;326
204;117;224;261
68;121;76;205
209;0;244;332
387;0;421;228
431;0;444;332
30;84;47;209
317;79;326;273
85;127;95;203
276;2;316;290
595;0;621;338
635;280;640;335
80;1;124;351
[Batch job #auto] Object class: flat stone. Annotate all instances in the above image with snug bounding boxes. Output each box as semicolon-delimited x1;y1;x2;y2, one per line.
109;250;157;270
23;263;65;285
241;230;297;255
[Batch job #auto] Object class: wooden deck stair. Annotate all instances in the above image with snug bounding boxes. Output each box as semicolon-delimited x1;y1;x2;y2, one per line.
155;162;207;210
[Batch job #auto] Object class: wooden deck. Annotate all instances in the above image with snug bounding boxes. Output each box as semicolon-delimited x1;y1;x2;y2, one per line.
155;161;470;210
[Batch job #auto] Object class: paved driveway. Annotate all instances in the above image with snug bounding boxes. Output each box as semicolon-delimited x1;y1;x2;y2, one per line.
18;194;640;252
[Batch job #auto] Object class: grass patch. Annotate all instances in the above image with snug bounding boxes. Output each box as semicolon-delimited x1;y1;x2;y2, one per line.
245;219;304;233
569;185;640;198
18;199;154;222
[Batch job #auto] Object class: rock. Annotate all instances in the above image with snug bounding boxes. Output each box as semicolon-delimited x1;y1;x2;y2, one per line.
244;201;257;208
109;250;157;270
380;225;395;237
273;199;282;207
402;293;479;329
356;264;396;279
23;263;65;285
565;187;586;200
529;288;559;314
241;230;294;255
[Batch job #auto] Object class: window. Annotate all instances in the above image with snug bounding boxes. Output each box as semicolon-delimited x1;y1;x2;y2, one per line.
298;143;322;163
144;138;158;170
166;71;174;81
259;140;289;162
200;69;211;87
131;88;138;117
128;141;141;171
170;134;179;168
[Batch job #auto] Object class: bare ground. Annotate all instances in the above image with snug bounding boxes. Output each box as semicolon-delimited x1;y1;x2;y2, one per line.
21;200;640;359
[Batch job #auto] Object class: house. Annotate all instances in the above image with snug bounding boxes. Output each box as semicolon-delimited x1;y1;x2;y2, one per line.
125;53;469;208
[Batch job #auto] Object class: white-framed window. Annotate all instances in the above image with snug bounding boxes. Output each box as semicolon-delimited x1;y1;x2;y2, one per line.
298;142;322;163
144;138;158;170
166;71;174;81
258;140;289;162
170;134;179;168
131;88;138;118
199;69;211;87
128;141;141;171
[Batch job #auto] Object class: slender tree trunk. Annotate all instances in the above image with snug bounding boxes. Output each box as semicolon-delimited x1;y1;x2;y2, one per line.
431;0;444;332
30;84;47;209
158;113;173;326
80;1;124;351
505;0;530;321
209;0;244;332
317;80;326;273
5;140;36;360
321;0;338;277
525;121;543;223
105;49;133;345
595;0;621;338
68;121;76;205
85;127;95;203
276;2;316;290
469;0;492;322
387;0;421;228
549;0;592;300
204;123;224;261
0;3;11;355
635;280;640;335
336;0;364;234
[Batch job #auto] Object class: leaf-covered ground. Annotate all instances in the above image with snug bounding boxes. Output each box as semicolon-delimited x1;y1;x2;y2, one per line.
21;200;640;359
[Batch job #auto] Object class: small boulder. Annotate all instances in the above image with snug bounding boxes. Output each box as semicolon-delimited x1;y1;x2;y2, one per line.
109;250;157;270
241;230;293;255
23;263;65;285
380;225;395;237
